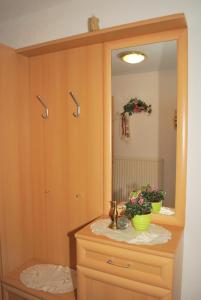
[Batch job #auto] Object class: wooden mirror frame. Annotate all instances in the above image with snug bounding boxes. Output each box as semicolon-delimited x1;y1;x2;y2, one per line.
103;27;188;227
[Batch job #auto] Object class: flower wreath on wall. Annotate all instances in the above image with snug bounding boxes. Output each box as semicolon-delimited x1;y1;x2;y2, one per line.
121;97;152;138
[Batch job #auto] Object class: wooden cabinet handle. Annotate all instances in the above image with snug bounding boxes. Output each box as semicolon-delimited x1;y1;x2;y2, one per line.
106;259;130;268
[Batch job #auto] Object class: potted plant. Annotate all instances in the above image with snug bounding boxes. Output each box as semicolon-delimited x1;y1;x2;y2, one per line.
141;184;165;213
124;191;152;231
122;97;152;116
121;97;152;138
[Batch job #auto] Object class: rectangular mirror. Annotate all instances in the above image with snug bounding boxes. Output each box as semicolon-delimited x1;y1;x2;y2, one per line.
112;41;177;210
103;28;187;226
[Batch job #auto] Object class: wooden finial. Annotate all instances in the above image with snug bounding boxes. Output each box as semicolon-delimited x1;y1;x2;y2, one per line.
88;15;100;32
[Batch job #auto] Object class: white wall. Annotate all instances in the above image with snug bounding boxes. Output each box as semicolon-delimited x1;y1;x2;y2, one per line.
112;70;176;207
112;71;159;158
1;1;201;299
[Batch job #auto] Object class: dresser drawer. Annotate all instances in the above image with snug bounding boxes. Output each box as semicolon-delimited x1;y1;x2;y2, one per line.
77;239;173;289
77;266;172;300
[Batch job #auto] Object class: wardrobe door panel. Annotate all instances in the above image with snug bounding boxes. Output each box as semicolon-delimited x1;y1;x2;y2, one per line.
30;55;48;261
0;44;33;275
30;44;103;266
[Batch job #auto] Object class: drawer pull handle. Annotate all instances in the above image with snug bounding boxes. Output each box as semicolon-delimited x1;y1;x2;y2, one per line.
106;259;130;268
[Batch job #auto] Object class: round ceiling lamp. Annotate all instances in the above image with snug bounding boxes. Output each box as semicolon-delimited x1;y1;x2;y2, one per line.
119;51;146;64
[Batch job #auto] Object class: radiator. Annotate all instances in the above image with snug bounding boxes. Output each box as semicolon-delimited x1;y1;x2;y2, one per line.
113;157;164;202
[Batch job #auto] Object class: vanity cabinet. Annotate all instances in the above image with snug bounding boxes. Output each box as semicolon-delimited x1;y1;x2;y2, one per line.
76;221;183;300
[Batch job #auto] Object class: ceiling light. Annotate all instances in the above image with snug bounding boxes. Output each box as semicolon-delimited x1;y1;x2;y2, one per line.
119;51;146;64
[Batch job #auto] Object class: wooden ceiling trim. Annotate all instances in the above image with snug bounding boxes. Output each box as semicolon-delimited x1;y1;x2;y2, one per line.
16;13;187;57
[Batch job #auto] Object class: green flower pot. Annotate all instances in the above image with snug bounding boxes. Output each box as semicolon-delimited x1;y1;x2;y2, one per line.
151;201;162;213
131;214;151;231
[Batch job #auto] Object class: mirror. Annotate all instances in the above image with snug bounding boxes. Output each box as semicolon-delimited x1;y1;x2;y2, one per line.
103;24;187;227
111;41;177;211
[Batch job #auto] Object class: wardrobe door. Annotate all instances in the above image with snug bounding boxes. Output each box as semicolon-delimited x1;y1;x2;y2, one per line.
0;44;33;276
30;44;103;266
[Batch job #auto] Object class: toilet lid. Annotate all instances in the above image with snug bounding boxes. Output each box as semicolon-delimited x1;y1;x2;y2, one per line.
20;264;76;294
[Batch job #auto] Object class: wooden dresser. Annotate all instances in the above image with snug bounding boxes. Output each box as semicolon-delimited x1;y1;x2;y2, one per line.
76;219;183;300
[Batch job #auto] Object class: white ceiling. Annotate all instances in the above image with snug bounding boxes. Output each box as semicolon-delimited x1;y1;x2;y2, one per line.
112;40;177;76
0;2;177;73
0;0;68;23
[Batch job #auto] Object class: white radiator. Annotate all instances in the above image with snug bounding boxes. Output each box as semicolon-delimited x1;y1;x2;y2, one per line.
113;157;164;202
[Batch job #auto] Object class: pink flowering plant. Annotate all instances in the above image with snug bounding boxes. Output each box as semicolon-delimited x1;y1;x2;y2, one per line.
124;191;152;219
141;184;165;203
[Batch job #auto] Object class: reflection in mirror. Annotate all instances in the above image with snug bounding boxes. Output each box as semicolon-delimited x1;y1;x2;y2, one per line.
112;41;177;209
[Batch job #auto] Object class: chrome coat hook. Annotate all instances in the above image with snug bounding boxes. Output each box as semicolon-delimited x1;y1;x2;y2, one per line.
36;95;48;119
69;91;80;118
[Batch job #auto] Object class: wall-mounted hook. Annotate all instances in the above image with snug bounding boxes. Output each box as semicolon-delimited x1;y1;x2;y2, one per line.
36;95;48;119
69;91;80;118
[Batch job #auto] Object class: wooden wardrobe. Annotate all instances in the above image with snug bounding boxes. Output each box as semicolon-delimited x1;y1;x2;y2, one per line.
0;43;104;299
0;13;187;300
